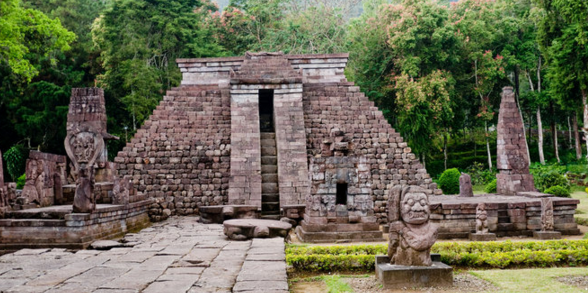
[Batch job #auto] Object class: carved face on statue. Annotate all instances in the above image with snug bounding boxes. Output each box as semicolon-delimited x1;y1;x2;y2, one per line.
72;132;96;163
400;190;430;225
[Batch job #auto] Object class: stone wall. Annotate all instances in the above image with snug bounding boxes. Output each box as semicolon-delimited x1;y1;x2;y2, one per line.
115;85;231;220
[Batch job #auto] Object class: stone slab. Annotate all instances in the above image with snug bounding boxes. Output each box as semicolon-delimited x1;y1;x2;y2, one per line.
223;219;291;240
468;233;497;241
533;231;562;240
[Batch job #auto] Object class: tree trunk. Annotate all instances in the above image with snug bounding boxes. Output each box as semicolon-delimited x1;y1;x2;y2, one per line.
485;121;493;170
443;133;448;171
573;113;582;159
537;106;545;164
568;116;573;149
515;93;531;165
583;90;588;158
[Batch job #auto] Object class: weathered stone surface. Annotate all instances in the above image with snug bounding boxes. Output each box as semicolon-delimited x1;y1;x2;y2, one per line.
468;233;497;241
533;230;561;240
91;240;124;250
387;186;438;266
541;197;555;231
223;219;291;240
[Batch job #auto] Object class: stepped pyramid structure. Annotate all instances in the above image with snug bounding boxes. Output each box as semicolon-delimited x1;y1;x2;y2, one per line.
115;52;440;226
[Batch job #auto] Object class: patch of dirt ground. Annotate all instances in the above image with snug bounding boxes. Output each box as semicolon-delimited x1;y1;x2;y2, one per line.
345;273;498;293
556;275;588;291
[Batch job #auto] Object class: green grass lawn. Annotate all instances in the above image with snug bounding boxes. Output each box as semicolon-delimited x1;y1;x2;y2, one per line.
572;189;588;220
471;267;588;293
473;184;485;194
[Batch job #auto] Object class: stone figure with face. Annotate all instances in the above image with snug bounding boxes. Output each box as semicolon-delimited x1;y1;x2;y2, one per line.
72;132;96;164
475;203;489;234
541;198;554;231
387;185;438;266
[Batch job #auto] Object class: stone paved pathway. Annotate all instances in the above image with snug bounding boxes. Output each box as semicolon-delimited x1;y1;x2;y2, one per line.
0;217;288;293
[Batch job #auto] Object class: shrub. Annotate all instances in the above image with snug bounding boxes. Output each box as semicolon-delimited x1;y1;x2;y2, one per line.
438;168;460;194
16;174;26;189
286;240;588;271
3;145;27;181
544;185;570;197
530;163;571;192
465;162;497;185
484;179;497;193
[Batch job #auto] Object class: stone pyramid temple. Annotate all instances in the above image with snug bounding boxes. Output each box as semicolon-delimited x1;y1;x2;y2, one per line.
115;52;440;227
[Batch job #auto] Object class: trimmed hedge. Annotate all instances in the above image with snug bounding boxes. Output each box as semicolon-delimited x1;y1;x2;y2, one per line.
286;240;588;272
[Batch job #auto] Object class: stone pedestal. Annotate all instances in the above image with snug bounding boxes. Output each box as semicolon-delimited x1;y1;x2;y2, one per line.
533;231;561;240
223;219;291;240
469;233;497;241
199;205;259;224
375;255;453;289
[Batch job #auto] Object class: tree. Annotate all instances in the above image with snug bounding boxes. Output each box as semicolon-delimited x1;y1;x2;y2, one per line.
0;0;75;82
92;0;225;130
536;0;588;157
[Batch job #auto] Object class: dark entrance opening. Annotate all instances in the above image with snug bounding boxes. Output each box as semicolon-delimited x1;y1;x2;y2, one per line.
336;183;348;205
259;89;274;132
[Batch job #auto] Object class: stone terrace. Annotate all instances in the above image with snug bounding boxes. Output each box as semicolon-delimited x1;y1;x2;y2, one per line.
0;217;288;293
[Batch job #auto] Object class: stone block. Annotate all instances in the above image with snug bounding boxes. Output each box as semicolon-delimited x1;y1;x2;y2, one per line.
375;257;453;289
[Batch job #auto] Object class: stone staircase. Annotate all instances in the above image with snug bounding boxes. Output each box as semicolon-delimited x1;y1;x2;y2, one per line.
261;132;280;219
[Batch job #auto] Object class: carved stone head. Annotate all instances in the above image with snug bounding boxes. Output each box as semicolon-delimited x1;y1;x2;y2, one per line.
400;187;430;225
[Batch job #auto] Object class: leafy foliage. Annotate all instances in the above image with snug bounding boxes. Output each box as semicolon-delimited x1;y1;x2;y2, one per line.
3;145;27;182
286;240;588;272
92;0;225;130
16;173;26;189
0;0;75;81
530;163;571;192
544;185;570;198
438;168;460;194
484;179;497;193
465;162;497;185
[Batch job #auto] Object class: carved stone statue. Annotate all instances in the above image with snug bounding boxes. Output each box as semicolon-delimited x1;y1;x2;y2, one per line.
387;185;438;266
459;173;473;197
541;198;554;232
475;203;488;234
112;177;130;205
65;129;104;213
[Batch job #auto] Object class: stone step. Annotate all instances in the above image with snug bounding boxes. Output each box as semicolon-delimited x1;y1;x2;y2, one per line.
262;193;279;203
260;139;276;147
262;202;280;213
261;174;278;183
261;156;277;165
261;147;277;156
261;165;278;174
260;214;281;220
262;183;279;194
260;132;276;139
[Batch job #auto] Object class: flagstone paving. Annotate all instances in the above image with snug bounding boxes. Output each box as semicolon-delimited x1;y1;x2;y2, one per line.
0;217;288;293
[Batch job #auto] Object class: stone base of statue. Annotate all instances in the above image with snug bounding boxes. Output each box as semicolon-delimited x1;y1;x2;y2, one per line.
375;255;453;289
533;230;561;240
469;233;497;241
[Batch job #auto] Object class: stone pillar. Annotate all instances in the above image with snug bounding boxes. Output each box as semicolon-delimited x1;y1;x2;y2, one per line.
228;88;262;207
274;85;310;206
496;87;536;195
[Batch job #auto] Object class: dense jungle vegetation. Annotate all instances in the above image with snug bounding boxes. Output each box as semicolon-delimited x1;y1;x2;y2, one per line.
1;0;588;181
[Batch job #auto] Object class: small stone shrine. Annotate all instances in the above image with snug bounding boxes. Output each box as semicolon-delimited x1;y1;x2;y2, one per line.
0;88;151;249
376;185;452;289
534;197;561;240
496;87;536;195
469;203;496;241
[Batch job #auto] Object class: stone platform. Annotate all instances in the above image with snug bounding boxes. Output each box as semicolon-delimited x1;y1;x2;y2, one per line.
0;200;152;249
375;255;453;289
223;219;292;240
295;224;384;243
0;217;288;293
199;205;259;224
430;194;580;239
534;231;562;240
